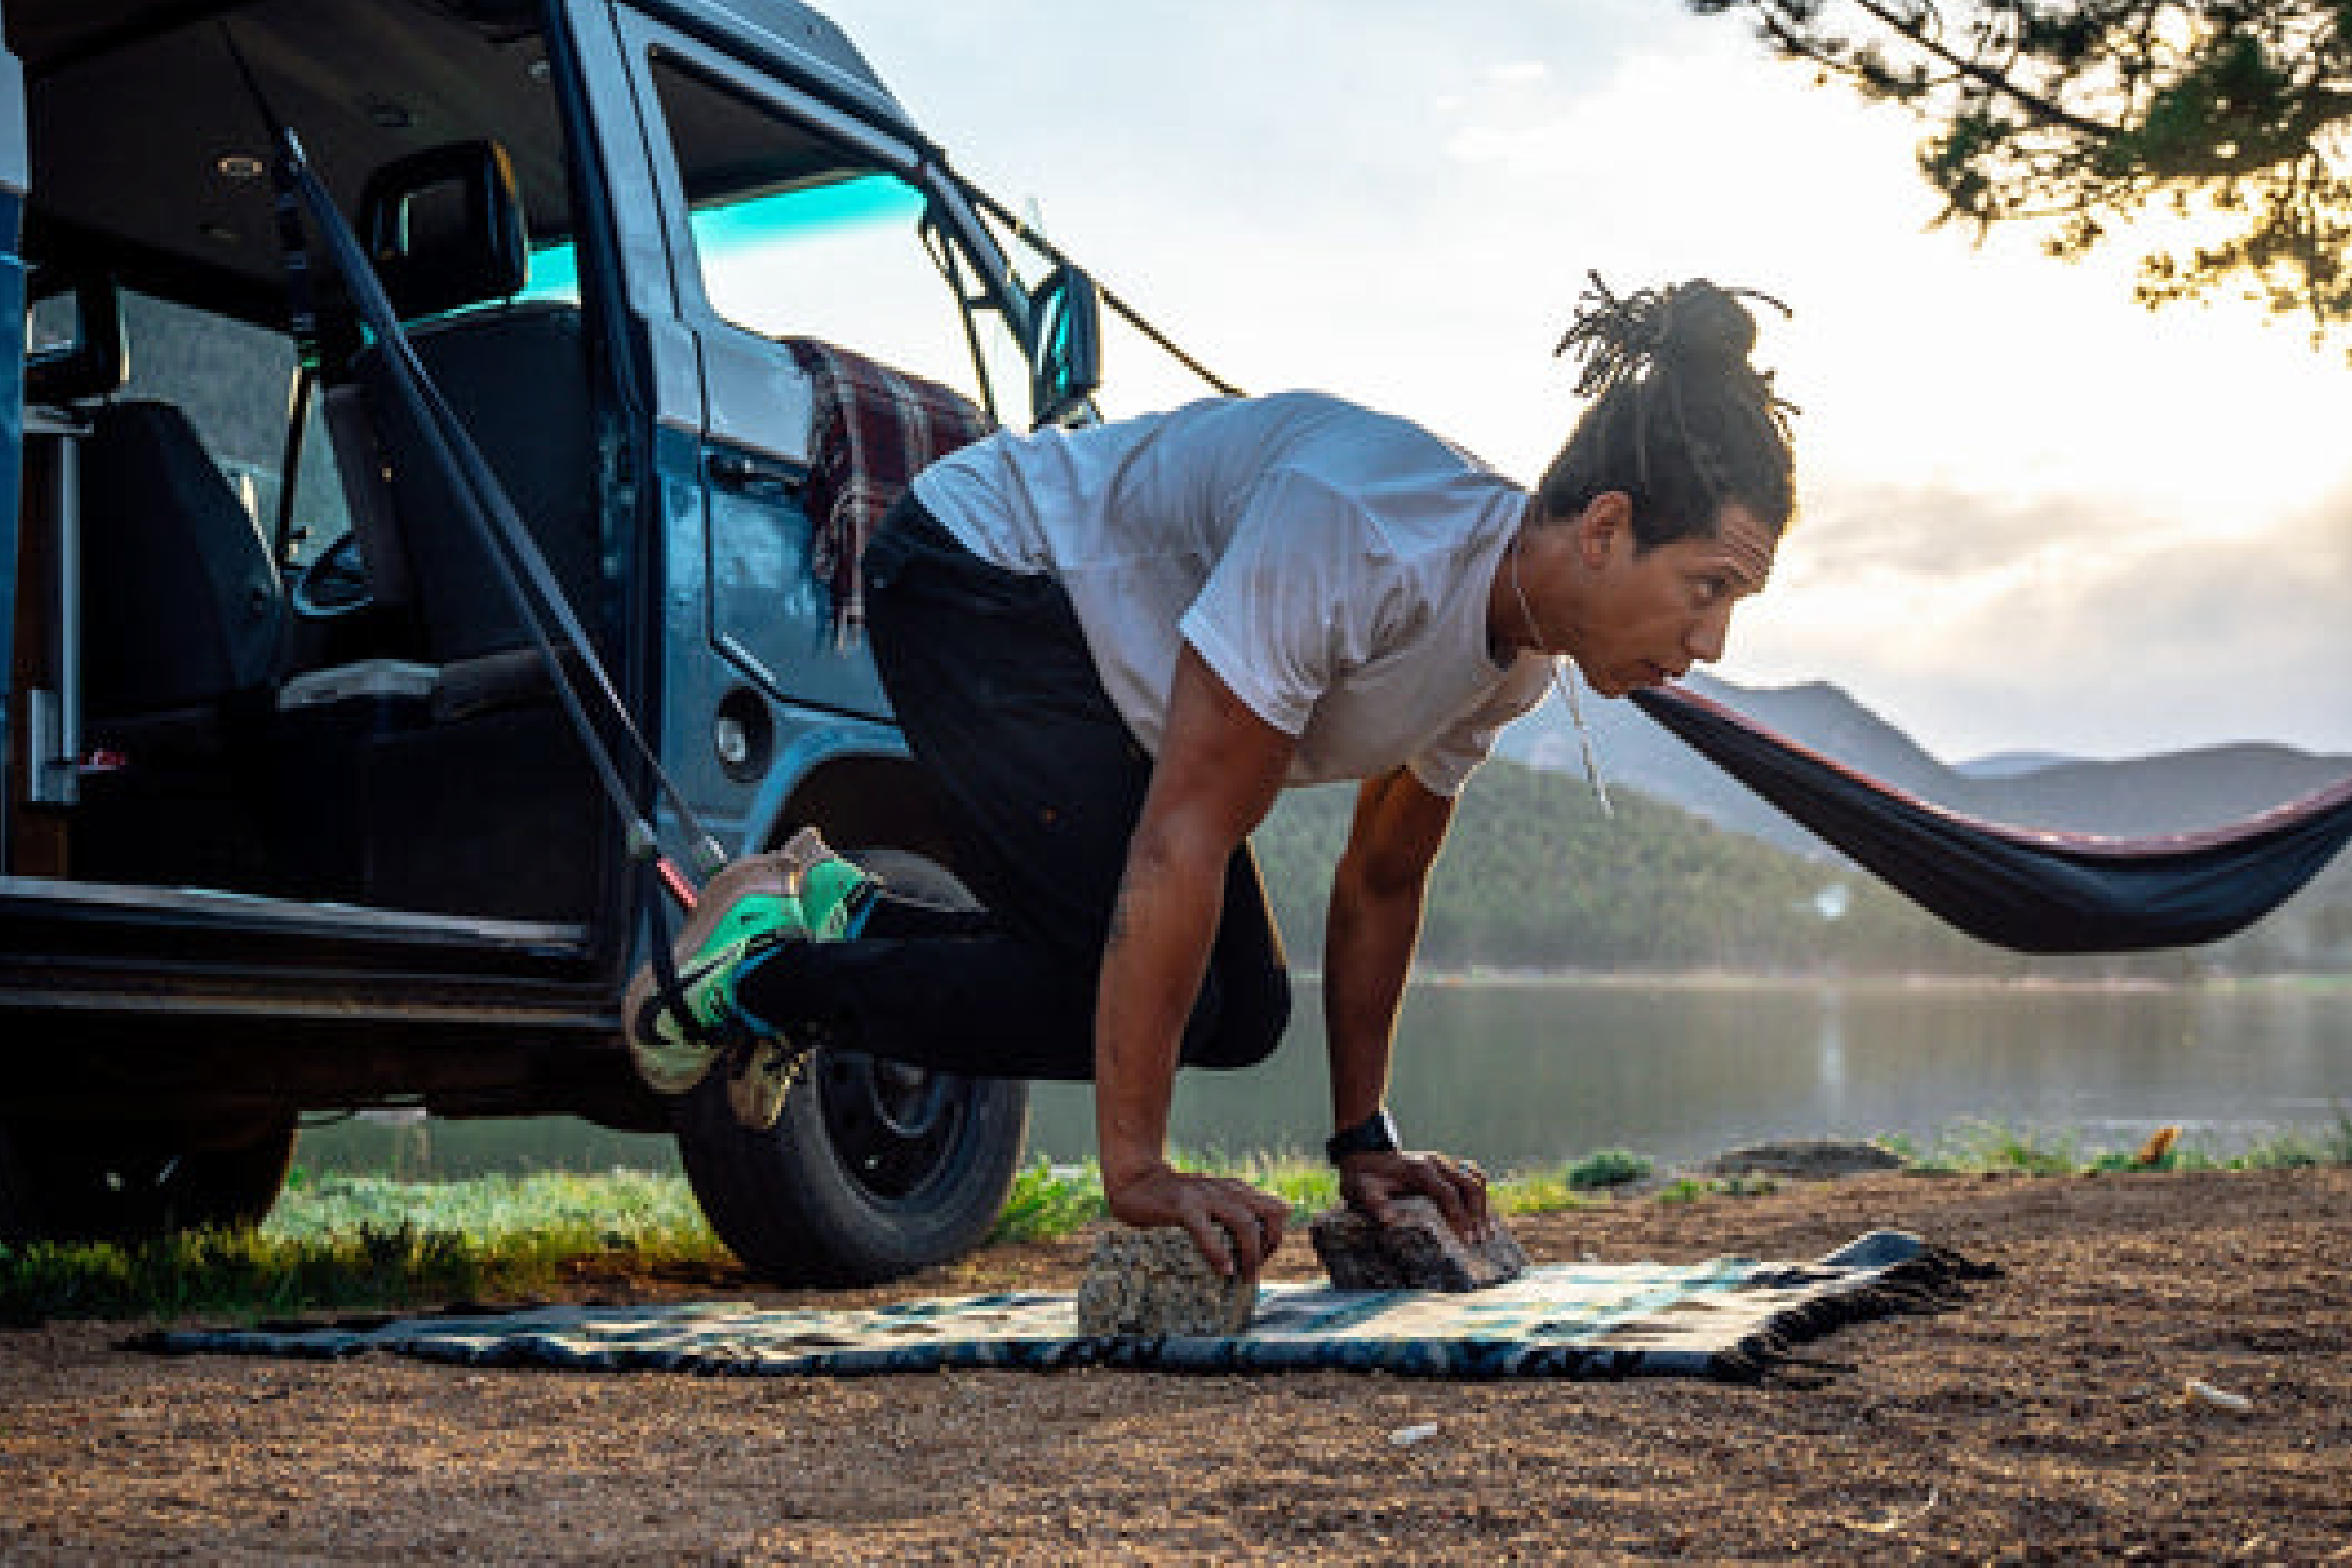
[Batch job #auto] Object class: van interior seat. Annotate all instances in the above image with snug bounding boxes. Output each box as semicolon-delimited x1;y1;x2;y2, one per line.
79;398;287;719
344;139;599;668
22;271;286;720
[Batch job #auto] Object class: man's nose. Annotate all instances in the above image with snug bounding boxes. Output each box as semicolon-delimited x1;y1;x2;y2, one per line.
1686;602;1732;664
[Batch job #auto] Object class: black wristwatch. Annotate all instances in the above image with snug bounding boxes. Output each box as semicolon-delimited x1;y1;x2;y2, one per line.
1325;1107;1401;1164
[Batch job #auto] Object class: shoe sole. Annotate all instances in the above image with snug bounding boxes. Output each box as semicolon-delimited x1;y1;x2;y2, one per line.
727;1035;812;1132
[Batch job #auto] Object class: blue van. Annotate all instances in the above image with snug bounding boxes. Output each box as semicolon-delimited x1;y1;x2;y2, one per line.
0;0;1124;1283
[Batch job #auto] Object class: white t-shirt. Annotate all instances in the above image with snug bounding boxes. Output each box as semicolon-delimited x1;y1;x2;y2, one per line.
910;392;1550;796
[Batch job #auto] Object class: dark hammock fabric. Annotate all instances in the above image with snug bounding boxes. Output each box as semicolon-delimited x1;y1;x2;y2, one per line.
1628;685;2352;954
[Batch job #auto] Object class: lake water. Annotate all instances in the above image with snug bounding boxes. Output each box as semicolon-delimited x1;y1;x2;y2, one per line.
299;978;2352;1177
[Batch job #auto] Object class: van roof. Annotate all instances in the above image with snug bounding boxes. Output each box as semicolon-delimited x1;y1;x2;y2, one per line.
8;0;904;113
9;0;927;323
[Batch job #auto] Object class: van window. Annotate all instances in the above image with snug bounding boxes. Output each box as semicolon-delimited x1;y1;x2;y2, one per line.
118;291;351;566
521;239;582;307
647;54;1008;417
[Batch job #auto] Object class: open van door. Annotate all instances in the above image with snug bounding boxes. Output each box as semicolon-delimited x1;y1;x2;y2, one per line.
0;22;27;877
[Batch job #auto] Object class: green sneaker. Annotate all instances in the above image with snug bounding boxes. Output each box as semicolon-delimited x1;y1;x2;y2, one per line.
720;828;878;1131
797;840;881;942
623;851;812;1096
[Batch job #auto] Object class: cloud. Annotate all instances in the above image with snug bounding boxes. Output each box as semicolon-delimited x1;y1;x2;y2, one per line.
1787;482;2149;580
1734;477;2352;757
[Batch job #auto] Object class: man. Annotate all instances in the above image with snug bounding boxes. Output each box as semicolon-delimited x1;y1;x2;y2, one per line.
626;277;1797;1276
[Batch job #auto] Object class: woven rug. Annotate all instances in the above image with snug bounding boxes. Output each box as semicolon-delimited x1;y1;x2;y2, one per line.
142;1229;1981;1383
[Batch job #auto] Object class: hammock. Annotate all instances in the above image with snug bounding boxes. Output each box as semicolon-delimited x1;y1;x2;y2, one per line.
1628;685;2352;955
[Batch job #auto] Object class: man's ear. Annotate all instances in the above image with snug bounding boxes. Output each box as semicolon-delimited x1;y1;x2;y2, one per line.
1577;490;1633;569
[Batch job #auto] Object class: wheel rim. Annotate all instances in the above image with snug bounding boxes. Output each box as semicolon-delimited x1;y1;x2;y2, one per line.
813;1053;972;1203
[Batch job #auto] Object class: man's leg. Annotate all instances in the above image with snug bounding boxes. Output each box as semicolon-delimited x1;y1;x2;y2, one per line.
764;838;1291;1079
728;496;1289;1080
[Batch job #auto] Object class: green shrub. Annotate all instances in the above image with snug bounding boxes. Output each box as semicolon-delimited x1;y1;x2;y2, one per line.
1565;1148;1653;1191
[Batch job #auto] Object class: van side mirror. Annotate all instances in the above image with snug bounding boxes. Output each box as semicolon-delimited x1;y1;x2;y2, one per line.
1028;263;1101;427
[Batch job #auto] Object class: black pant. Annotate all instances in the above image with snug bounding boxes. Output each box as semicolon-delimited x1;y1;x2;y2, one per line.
730;495;1291;1081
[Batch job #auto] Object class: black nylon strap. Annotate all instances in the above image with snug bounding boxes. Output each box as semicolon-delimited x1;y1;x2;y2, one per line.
637;859;727;1047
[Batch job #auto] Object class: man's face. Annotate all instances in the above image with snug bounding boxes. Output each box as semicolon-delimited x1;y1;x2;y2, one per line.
1574;502;1778;697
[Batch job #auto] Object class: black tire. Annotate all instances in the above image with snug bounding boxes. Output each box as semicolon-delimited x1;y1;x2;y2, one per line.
672;846;1028;1286
0;1114;298;1244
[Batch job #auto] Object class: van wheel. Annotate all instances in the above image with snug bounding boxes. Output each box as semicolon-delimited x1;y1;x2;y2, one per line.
0;1114;298;1243
670;847;1027;1286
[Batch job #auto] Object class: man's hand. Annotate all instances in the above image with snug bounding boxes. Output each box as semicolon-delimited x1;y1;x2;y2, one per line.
1338;1148;1493;1243
1107;1162;1292;1277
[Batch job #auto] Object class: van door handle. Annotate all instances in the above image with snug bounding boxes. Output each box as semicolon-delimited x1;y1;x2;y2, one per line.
706;450;804;495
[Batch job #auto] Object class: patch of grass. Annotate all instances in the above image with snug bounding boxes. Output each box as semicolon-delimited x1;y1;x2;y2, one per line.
1934;1111;2352;1179
1642;1172;1777;1206
1715;1173;1779;1198
1935;1118;2079;1177
1496;1171;1587;1216
2243;1112;2352;1170
2325;1112;2352;1165
2142;1115;2352;1174
1173;1147;1344;1217
986;1159;1106;1244
270;1169;716;1248
0;1222;489;1323
986;1149;1594;1247
1655;1177;1712;1206
0;1169;732;1324
1960;1111;2352;1178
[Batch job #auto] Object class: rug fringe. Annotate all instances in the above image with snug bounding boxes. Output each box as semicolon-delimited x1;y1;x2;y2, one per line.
1728;1245;2000;1385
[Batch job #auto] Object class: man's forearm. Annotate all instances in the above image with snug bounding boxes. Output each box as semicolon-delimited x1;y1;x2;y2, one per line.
1093;828;1228;1190
1322;768;1452;1133
1322;864;1427;1132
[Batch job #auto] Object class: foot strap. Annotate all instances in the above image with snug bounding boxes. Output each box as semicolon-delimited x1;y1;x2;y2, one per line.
637;863;730;1048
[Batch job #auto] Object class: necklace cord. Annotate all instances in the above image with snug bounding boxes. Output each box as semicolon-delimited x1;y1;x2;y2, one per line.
1509;536;1614;817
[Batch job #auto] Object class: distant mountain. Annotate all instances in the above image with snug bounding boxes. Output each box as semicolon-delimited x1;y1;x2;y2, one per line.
1494;671;2352;856
1974;744;2352;838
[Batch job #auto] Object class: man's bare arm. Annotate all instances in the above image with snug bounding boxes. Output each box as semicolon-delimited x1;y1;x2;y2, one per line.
1323;766;1492;1239
1095;645;1295;1275
1325;767;1455;1133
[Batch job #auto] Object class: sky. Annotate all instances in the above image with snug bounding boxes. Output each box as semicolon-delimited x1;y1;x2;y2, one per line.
818;0;2352;763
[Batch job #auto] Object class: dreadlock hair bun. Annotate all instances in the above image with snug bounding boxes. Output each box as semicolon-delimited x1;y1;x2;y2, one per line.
1554;273;1779;398
1539;271;1799;550
1654;280;1757;377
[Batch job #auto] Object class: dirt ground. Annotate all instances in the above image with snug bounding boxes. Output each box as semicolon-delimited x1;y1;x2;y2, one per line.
2;1166;2347;1566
